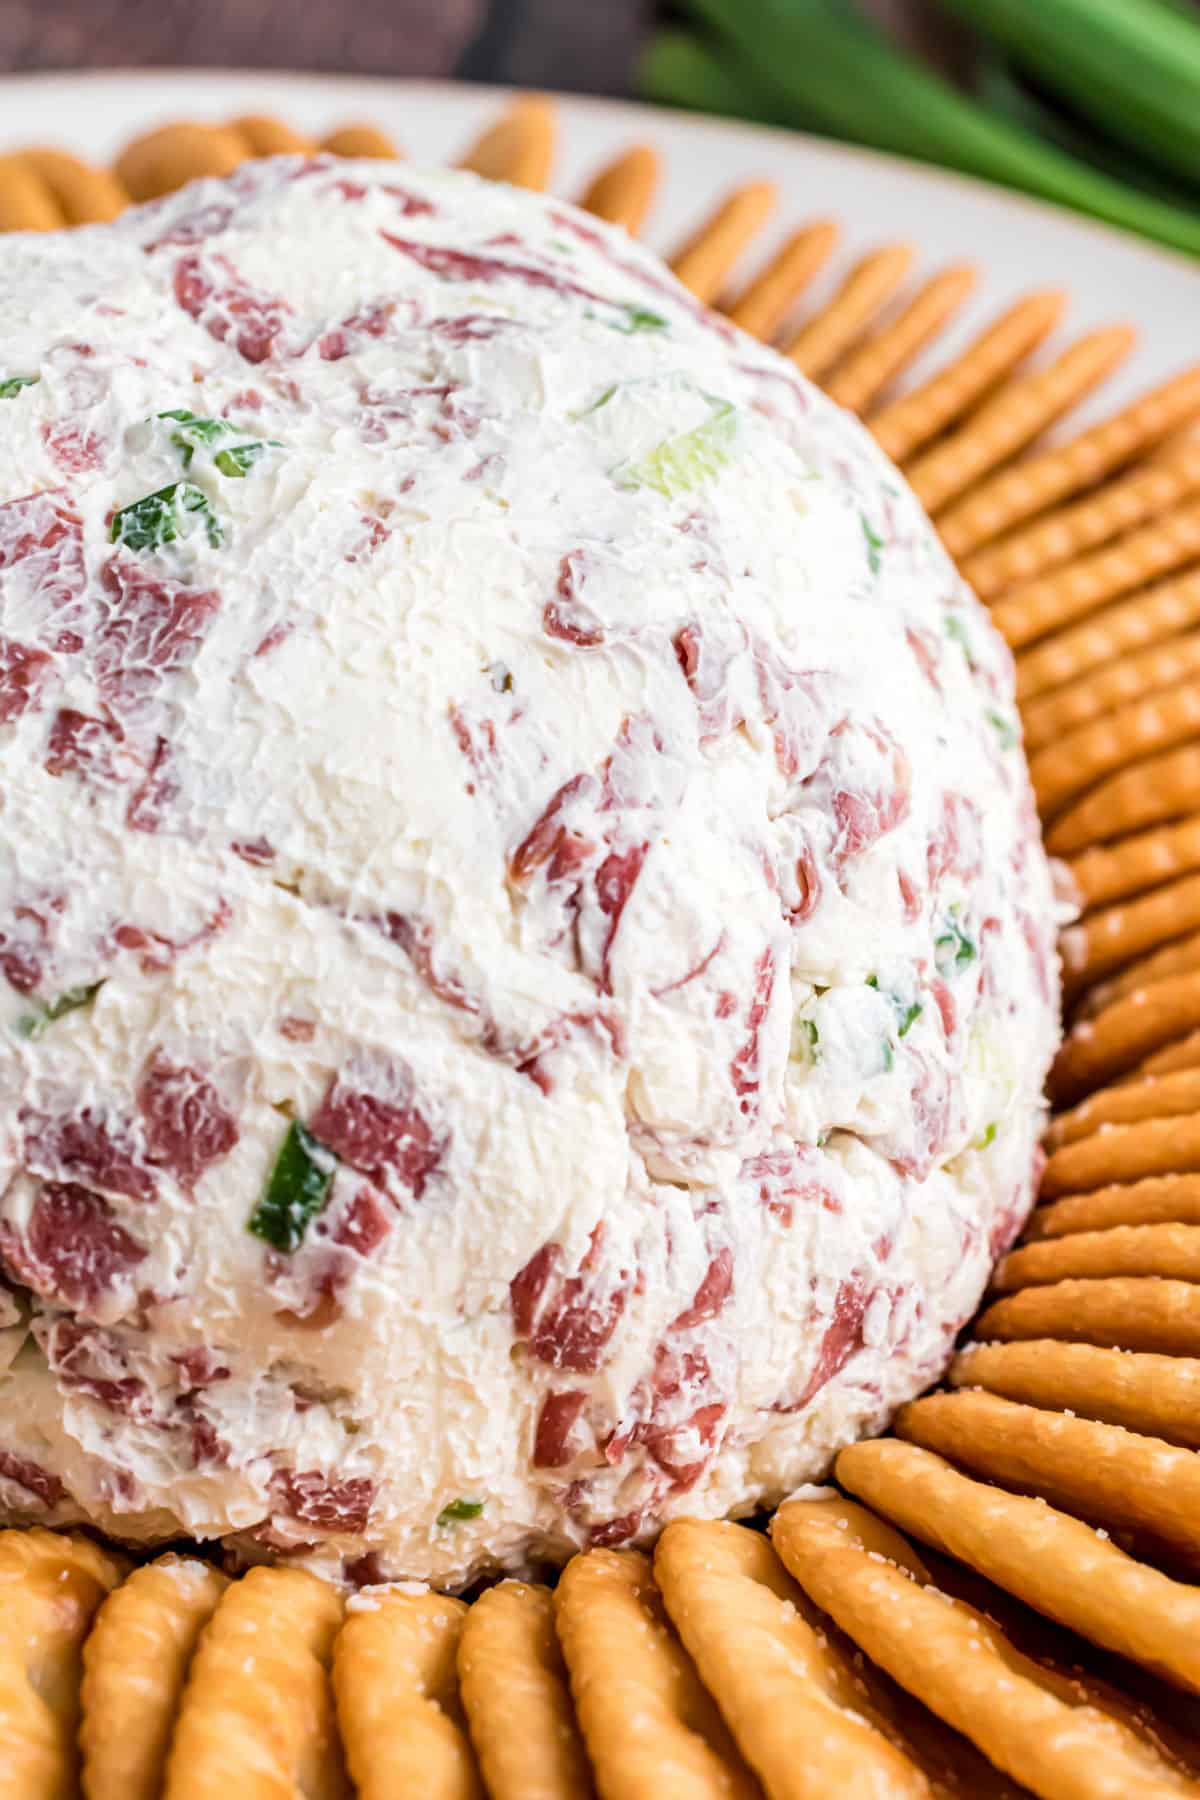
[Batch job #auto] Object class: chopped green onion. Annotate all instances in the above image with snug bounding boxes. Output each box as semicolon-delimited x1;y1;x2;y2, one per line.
437;1498;485;1527
935;919;978;974
0;375;38;400
972;1121;998;1151
15;980;104;1040
861;514;884;577
248;1122;337;1253
111;483;223;552
615;397;738;499
791;1016;820;1061
214;442;270;479
614;305;670;334
943;615;976;667
897;1001;923;1037
986;709;1020;750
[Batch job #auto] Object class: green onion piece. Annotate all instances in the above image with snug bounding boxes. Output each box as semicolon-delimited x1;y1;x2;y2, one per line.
0;375;38;399
861;514;884;576
437;1498;485;1527
613;305;670;334
897;1001;923;1037
15;980;104;1040
972;1121;998;1151
214;442;269;479
791;1016;820;1060
943;615;976;668
111;483;223;552
935;919;978;974
986;709;1019;750
615;397;738;498
248;1122;337;1253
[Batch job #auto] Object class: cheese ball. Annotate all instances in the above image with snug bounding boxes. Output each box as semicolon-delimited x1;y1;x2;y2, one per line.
0;158;1059;1585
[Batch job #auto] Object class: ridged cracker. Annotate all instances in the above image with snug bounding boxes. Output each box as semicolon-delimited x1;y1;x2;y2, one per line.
824;263;977;415
976;1276;1200;1358
114;121;250;203
1017;571;1200;705
578;146;660;234
457;93;556;191
724;221;838;341
1025;1173;1200;1240
786;244;914;380
1021;633;1200;756
670;182;778;305
1031;682;1200;819
1059;871;1200;994
457;1581;593;1800
1070;814;1200;911
951;1338;1200;1450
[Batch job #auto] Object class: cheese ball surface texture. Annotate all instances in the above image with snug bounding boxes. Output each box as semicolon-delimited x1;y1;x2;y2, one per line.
0;159;1059;1585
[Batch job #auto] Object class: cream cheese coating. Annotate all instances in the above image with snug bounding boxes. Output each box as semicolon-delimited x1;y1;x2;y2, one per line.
0;157;1060;1585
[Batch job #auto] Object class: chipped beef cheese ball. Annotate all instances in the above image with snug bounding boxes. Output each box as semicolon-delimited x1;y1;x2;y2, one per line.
0;157;1060;1586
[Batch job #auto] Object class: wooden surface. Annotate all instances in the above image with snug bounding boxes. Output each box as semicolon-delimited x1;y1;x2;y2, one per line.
0;1;961;92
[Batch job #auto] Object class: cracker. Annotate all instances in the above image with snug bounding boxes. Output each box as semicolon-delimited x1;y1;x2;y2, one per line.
908;326;1137;517
1051;971;1200;1104
1082;931;1200;1017
1043;1116;1200;1195
80;1554;228;1800
897;1389;1200;1575
997;1223;1200;1292
1047;1068;1200;1149
951;1338;1200;1450
163;1565;347;1800
833;1438;1200;1703
458;95;556;190
652;1518;931;1798
114;121;250;203
786;244;915;382
0;155;65;230
1070;815;1200;911
1016;570;1200;705
457;1581;592;1800
824;263;978;415
320;125;401;159
1138;1029;1200;1078
1021;633;1200;756
669;182;778;305
868;289;1066;464
1025;1174;1200;1240
230;115;316;156
1031;682;1200;818
939;363;1200;559
334;1590;480;1800
964;437;1200;600
14;149;127;224
0;1527;127;1800
1059;870;1200;995
773;1488;1199;1796
975;1277;1200;1358
554;1547;758;1800
994;494;1200;652
578;146;660;234
724;221;838;341
1046;742;1200;855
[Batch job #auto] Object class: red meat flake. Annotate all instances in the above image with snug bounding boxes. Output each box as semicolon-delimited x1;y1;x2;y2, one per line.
594;844;647;994
509;774;593;884
0;1183;145;1311
42;420;106;474
544;553;605;648
47;1319;149;1416
22;1108;155;1204
44;708;132;785
96;557;220;712
533;1389;588;1469
381;234;613;309
332;1185;393;1258
589;1511;642;1549
792;1277;870;1411
137;1053;239;1189
0;493;87;652
310;1071;444;1198
0;637;51;724
0;1450;65;1508
642;1401;727;1490
510;1238;629;1375
669;1249;733;1332
125;738;178;834
274;1469;376;1533
174;253;291;363
730;947;776;1112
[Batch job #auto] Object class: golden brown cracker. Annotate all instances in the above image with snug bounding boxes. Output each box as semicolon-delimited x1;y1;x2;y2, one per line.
1017;570;1200;705
773;1487;1199;1795
724;221;838;341
163;1565;347;1800
1059;871;1200;995
1025;1174;1200;1240
951;1338;1200;1450
669;182;778;305
994;494;1200;652
1046;743;1200;856
1031;683;1200;819
554;1548;759;1800
965;437;1200;600
1069;815;1200;911
1021;633;1200;756
0;1528;126;1800
458;94;556;190
229;115;316;157
334;1589;481;1800
897;1389;1200;1575
1047;1068;1200;1149
823;263;977;415
14;149;127;224
909;325;1137;517
786;244;915;381
868;288;1066;464
320;124;401;159
80;1554;227;1800
976;1277;1200;1358
0;155;65;230
457;1581;593;1800
653;1518;932;1798
1138;1029;1200;1078
996;1223;1200;1291
578;146;660;234
1051;971;1200;1105
1043;1117;1200;1196
939;363;1200;559
114;121;250;203
1082;931;1200;1018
